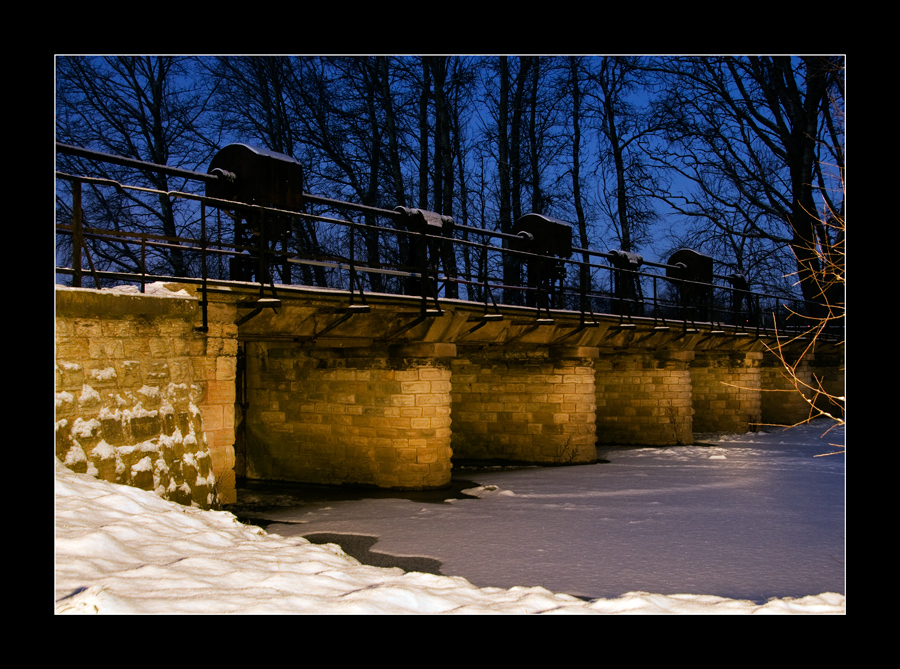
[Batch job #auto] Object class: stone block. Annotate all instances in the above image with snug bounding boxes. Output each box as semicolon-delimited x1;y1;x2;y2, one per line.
56;361;84;390
84;364;118;387
73;319;104;339
131;457;155;490
100;416;125;445
215;356;237;381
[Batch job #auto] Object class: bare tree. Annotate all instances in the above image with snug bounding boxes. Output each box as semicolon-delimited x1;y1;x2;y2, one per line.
488;56;557;302
753;195;843;454
205;56;331;286
261;57;393;292
582;56;661;254
56;56;219;278
648;56;844;311
423;56;459;297
209;56;297;155
650;56;847;443
560;56;594;310
57;55;842;327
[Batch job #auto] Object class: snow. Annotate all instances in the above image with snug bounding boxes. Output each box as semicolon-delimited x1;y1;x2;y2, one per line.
55;420;845;614
57;282;195;298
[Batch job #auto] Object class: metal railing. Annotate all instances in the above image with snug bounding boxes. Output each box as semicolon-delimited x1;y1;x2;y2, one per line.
55;143;838;339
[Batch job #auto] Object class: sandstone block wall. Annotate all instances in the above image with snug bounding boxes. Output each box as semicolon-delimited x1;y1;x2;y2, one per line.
242;342;453;489
760;355;815;425
690;350;762;434
54;286;846;501
54;286;238;508
760;348;845;425
594;350;694;446
196;300;239;503
809;349;845;421
450;346;598;464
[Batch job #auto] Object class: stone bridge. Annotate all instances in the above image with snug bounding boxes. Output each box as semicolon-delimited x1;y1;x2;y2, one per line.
54;281;843;507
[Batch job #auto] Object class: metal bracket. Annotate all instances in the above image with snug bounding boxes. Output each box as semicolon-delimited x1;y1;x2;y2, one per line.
307;304;371;341
236;297;282;326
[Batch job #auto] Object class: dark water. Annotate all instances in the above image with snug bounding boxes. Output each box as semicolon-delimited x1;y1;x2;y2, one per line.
224;473;493;575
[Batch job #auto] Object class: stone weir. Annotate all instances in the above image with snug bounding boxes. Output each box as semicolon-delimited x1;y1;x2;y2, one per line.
55;283;844;504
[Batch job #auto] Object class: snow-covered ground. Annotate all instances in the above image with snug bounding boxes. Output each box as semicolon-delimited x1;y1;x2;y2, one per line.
54;420;845;614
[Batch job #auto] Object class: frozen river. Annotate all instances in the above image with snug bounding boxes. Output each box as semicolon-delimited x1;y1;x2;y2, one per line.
225;421;845;604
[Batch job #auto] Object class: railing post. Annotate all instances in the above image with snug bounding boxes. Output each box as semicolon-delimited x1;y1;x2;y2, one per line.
71;181;83;288
198;203;209;332
578;256;592;316
140;234;147;293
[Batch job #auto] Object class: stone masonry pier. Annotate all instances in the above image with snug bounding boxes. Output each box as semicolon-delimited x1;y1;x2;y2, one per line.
55;283;844;505
241;341;454;490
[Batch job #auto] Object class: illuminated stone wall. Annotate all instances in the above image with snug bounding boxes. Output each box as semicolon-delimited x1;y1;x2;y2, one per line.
594;350;694;446
54;286;238;507
450;346;598;464
242;342;454;489
690;350;763;434
55;284;843;497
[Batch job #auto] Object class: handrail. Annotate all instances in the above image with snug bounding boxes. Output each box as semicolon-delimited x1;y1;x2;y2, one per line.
54;144;840;338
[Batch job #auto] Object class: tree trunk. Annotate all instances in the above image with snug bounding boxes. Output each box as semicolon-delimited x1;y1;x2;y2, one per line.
418;59;431;210
569;57;591;311
510;57;531;223
360;59;383;292
597;59;632;252
498;58;517;303
528;57;543;214
429;57;459;298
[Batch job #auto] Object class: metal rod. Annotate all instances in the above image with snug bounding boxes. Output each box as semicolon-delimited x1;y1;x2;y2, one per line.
56;142;227;184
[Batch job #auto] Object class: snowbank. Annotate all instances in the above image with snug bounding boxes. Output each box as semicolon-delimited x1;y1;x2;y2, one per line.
54;458;844;614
